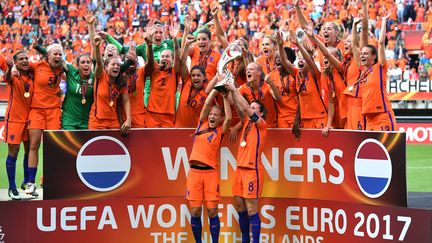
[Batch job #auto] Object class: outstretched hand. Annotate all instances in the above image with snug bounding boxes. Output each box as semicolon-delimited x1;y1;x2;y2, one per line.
6;57;13;68
185;35;196;46
94;35;102;47
30;35;38;49
169;22;180;39
126;45;137;62
83;8;96;25
275;31;284;45
289;30;298;44
354;14;364;25
96;29;108;39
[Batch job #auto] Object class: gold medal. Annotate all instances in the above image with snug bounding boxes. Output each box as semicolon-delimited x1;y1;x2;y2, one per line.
240;141;247;147
332;92;335;98
109;101;114;107
81;98;86;104
24;92;30;98
348;86;353;92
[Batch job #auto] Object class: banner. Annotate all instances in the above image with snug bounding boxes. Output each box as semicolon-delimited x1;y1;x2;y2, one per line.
43;129;407;207
0;197;430;243
388;79;432;100
398;123;432;144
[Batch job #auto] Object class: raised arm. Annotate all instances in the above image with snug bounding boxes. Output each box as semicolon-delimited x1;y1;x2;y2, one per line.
30;35;48;56
144;34;154;79
305;26;342;72
265;72;281;101
5;56;13;83
180;35;195;81
181;15;192;50
352;16;362;66
211;6;229;49
84;8;97;59
295;38;320;78
378;10;390;65
277;31;295;75
360;0;369;48
170;23;181;74
199;89;219;121
93;35;103;77
222;92;232;134
293;0;309;29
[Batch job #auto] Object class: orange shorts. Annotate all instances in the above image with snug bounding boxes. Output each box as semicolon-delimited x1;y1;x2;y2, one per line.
277;118;294;128
132;113;146;128
233;167;263;199
345;96;364;130
301;117;327;129
88;116;120;129
146;111;174;128
27;108;61;130
3;121;29;144
186;168;220;208
365;111;397;131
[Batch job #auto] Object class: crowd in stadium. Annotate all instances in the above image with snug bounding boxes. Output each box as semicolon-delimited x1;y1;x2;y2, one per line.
0;0;429;242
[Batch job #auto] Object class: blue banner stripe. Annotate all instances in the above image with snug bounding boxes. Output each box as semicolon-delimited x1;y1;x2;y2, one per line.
358;176;389;195
81;172;126;188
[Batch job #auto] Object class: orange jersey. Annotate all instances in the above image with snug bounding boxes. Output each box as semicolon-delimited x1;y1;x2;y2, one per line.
4;73;34;123
294;68;327;119
29;60;63;108
256;55;277;74
0;55;7;72
189;121;224;169
175;77;209;128
269;71;297;126
90;72;127;121
359;63;393;115
190;46;221;82
324;64;347;123
127;67;145;116
342;54;360;88
239;82;277;128
236;119;267;170
147;65;177;115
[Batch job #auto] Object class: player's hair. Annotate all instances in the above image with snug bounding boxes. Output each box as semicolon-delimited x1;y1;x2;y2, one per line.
76;53;91;66
190;65;207;80
252;100;267;120
13;50;27;61
47;43;64;53
197;27;211;40
365;44;378;64
285;47;296;63
264;35;277;46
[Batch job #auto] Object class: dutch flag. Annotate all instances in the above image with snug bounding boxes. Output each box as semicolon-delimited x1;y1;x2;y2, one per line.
354;139;393;199
76;136;131;192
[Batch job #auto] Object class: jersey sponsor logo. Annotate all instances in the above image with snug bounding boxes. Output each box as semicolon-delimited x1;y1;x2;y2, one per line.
76;136;131;192
354;139;392;198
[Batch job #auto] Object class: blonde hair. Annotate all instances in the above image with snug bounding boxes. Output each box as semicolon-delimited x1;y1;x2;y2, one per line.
47;43;64;53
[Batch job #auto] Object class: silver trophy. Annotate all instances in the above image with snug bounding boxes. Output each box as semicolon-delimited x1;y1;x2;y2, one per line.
214;41;243;91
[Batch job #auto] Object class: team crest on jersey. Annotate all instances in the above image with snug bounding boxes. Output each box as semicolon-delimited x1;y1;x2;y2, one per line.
9;135;15;141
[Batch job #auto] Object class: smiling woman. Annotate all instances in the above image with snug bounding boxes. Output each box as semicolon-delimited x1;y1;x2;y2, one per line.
25;43;65;195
